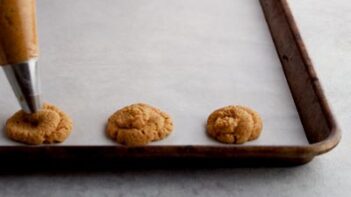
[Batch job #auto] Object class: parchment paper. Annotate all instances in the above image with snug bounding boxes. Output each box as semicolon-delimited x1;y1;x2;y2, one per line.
0;0;308;146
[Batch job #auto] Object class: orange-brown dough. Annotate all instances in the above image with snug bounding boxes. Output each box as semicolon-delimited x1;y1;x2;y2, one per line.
207;105;262;144
0;0;39;65
107;103;173;146
5;103;72;145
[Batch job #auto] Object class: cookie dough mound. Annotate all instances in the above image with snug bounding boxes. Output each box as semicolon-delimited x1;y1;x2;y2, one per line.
207;105;262;144
107;103;173;146
5;103;73;145
236;106;263;141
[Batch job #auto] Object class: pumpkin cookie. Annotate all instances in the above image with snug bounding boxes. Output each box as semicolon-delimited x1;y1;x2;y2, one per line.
5;103;73;145
236;106;263;140
207;105;262;144
107;103;173;146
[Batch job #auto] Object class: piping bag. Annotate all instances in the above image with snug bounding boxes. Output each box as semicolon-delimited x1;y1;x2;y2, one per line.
0;0;42;113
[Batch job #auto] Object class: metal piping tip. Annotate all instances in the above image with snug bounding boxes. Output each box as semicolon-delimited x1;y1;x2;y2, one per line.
3;59;42;113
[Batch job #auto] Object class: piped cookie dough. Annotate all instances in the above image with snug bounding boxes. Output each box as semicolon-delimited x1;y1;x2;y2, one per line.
207;105;262;144
236;106;263;141
5;103;72;145
106;103;173;146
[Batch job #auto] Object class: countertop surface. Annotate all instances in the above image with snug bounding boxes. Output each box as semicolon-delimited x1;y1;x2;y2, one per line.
0;0;350;196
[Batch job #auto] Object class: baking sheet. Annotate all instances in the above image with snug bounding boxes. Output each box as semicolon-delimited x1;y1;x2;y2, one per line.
0;0;308;146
